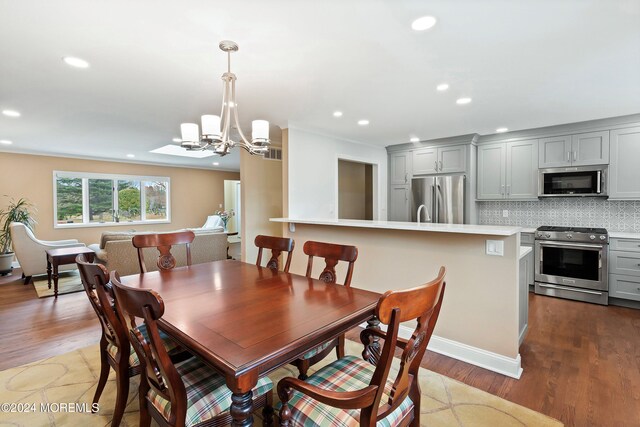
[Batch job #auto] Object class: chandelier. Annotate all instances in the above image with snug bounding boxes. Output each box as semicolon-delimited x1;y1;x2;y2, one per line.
179;40;270;156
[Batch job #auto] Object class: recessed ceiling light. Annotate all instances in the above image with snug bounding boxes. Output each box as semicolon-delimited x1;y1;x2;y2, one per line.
2;110;21;117
410;137;420;143
212;162;220;166
357;119;369;126
63;56;90;68
333;111;343;118
172;137;182;143
496;127;509;133
126;154;135;158
436;84;449;92
456;97;472;105
0;140;12;145
411;16;437;31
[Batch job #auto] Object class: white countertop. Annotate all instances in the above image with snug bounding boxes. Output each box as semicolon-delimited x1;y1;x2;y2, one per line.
610;232;640;239
520;228;537;234
270;218;522;236
520;246;532;259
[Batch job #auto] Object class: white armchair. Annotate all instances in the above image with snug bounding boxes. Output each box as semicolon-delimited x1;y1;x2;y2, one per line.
9;222;85;284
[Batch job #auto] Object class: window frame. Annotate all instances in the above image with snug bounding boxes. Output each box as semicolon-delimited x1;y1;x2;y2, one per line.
53;171;171;228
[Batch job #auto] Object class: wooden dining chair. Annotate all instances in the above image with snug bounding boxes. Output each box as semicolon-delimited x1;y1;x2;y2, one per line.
278;267;446;427
75;254;183;427
132;231;195;273
255;235;295;272
292;240;359;380
109;271;275;427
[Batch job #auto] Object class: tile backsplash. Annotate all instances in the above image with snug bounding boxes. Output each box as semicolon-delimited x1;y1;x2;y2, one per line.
478;199;640;232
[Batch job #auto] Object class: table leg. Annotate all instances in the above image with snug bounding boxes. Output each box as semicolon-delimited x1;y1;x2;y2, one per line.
230;390;254;426
47;258;52;289
53;261;59;298
362;316;382;365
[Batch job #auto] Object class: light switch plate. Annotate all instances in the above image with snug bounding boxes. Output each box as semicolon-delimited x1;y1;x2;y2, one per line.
486;240;504;256
502;210;509;218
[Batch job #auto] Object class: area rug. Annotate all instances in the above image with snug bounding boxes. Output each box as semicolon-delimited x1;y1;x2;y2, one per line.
0;341;563;426
32;271;84;298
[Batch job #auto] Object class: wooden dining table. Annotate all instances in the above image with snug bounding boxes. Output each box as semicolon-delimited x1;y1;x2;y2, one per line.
120;259;381;426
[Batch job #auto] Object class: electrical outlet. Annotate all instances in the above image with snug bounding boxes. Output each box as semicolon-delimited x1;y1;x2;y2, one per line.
289;223;296;233
502;209;509;218
219;203;223;208
486;240;504;256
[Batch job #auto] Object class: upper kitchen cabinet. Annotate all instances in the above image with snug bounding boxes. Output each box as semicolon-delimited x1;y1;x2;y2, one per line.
412;145;466;175
389;151;412;185
477;139;538;200
538;131;609;168
609;126;640;199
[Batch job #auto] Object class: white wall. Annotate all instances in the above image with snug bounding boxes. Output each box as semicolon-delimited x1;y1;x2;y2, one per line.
287;125;388;220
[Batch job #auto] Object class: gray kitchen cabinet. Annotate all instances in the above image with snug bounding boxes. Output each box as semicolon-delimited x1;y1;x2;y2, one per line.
477;143;506;199
521;232;535;286
390;151;412;185
506;139;538;198
571;131;609;166
539;131;609;168
477;139;537;200
438;145;467;173
518;250;530;345
389;185;410;221
412;145;466;175
609;237;640;302
412;147;437;175
609;126;640;199
538;135;571;168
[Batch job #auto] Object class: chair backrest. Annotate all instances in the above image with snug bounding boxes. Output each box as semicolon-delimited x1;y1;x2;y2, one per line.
9;222;39;251
110;271;188;424
75;254;129;360
303;240;358;286
254;235;295;272
132;231;195;273
364;266;446;425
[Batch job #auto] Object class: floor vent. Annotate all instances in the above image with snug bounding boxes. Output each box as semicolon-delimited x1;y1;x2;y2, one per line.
264;146;282;161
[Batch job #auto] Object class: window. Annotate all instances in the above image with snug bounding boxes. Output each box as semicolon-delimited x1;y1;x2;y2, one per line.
54;171;170;227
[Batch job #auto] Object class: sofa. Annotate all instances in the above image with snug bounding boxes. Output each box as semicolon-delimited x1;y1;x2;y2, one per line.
88;229;228;276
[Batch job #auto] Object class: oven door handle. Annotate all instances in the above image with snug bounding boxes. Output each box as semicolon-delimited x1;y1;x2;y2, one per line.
537;283;604;296
538;241;604;250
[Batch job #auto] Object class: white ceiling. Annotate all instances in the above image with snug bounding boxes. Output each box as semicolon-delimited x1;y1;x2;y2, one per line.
1;0;639;171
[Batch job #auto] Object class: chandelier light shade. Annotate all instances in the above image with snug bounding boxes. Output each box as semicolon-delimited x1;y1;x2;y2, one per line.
180;40;270;156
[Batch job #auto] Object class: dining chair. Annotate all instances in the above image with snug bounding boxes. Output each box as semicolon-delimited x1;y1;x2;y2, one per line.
277;266;446;427
75;254;183;427
292;240;358;380
109;271;275;427
254;235;295;272
132;231;195;273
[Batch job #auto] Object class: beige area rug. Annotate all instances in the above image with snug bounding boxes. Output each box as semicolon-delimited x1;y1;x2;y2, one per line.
32;271;84;298
0;341;562;427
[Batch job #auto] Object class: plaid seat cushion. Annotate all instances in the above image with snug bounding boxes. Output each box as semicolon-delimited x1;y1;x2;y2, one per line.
106;324;179;367
148;357;273;427
301;340;334;360
276;355;414;427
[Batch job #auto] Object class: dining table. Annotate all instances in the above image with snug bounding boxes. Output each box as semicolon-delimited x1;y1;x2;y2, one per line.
120;259;381;426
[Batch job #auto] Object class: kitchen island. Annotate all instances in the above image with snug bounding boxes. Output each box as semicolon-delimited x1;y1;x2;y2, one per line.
271;217;525;378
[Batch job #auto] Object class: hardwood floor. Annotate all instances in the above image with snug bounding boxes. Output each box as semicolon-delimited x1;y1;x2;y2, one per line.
1;268;639;426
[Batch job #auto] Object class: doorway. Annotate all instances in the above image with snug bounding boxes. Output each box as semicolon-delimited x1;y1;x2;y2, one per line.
338;159;374;220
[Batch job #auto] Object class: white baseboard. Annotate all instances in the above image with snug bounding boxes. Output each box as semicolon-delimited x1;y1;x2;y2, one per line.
359;322;523;379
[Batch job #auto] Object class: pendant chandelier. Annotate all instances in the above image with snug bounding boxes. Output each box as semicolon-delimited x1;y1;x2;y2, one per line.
180;40;270;156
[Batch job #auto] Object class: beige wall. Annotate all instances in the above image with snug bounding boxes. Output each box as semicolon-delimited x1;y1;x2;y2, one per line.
338;160;373;220
0;152;239;244
284;224;520;360
240;149;283;263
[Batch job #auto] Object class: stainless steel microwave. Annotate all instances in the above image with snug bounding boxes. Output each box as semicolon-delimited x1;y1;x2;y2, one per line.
538;165;607;197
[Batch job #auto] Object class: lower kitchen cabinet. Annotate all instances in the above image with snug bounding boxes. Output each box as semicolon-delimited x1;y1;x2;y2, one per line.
521;232;535;286
609;237;640;303
389;185;410;221
519;249;530;345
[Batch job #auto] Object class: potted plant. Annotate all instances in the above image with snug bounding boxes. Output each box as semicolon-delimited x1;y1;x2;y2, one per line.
0;198;36;275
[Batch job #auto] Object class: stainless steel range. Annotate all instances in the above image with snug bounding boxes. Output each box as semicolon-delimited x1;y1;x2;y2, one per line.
534;226;609;305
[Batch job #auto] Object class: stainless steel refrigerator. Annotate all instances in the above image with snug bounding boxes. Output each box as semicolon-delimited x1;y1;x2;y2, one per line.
411;175;465;224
